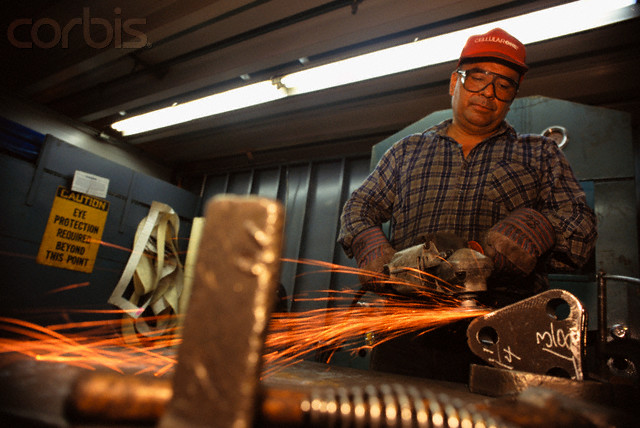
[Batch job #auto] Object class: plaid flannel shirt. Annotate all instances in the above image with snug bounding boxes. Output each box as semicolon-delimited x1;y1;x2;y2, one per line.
338;120;597;271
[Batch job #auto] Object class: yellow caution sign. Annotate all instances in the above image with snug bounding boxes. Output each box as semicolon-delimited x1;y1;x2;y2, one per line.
37;186;109;273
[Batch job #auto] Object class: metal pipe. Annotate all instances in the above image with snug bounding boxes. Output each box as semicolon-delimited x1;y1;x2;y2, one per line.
600;274;640;285
597;271;608;354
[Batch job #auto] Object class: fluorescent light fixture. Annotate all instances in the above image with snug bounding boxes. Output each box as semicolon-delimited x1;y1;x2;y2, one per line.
112;0;636;136
112;81;286;136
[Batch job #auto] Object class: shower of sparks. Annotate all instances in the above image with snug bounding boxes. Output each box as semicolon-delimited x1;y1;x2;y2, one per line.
0;315;180;376
0;250;489;376
267;296;486;356
263;260;489;372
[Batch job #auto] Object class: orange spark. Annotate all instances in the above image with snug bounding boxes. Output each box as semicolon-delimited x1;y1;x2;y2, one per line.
91;239;132;252
46;281;91;295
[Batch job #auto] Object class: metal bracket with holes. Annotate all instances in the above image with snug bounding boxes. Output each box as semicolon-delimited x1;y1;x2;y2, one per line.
466;289;587;380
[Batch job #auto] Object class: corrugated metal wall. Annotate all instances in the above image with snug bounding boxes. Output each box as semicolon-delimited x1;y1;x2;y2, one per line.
200;157;371;312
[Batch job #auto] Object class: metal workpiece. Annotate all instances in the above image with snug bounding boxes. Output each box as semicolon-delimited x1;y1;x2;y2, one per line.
466;289;587;380
159;195;284;428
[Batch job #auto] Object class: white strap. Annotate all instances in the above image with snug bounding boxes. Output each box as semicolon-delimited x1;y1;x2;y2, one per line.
108;201;184;341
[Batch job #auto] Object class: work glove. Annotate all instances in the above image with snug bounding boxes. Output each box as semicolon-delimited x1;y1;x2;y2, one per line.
351;227;396;285
483;208;555;276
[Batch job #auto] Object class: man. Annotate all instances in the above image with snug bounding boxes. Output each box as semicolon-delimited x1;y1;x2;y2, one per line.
337;28;597;380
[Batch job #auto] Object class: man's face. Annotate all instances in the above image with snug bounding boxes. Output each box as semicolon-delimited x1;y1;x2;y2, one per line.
449;61;521;136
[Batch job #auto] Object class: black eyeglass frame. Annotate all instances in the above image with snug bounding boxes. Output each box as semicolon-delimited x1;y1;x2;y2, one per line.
456;68;520;102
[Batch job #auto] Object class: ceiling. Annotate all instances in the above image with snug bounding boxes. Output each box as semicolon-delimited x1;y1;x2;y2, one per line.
1;0;640;177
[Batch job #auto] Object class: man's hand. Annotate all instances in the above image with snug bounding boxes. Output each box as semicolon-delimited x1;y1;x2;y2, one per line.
483;208;555;276
352;227;396;285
